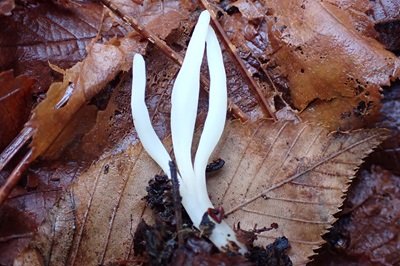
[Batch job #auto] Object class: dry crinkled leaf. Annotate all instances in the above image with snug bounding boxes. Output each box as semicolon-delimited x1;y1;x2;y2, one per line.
0;70;35;151
17;120;388;265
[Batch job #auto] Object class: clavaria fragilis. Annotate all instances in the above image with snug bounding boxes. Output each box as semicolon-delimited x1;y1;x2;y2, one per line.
131;10;247;253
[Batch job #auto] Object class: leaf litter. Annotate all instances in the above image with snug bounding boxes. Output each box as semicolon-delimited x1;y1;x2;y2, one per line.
0;70;35;151
14;120;388;265
219;0;400;129
312;166;400;265
0;0;398;260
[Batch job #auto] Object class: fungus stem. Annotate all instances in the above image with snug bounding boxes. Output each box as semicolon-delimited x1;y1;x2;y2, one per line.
131;10;247;254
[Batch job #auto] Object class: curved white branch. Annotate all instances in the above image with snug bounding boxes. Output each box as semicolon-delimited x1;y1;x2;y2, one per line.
194;26;227;187
131;54;172;177
171;11;210;187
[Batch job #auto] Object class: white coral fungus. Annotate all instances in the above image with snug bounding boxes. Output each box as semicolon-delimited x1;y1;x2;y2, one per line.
131;10;247;253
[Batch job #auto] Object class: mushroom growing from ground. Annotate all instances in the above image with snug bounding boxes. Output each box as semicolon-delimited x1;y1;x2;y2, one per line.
131;10;247;253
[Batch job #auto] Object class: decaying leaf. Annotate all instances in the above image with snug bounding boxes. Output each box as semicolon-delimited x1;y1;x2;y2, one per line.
0;70;35;151
312;166;400;266
367;83;400;174
0;0;14;16
17;120;388;265
27;38;140;161
337;166;400;264
6;0;189;163
264;0;400;129
220;0;399;129
207;121;388;264
16;141;159;265
0;159;83;266
0;1;112;91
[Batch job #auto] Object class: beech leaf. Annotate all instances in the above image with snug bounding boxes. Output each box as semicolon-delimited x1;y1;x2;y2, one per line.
207;121;389;264
16;120;388;265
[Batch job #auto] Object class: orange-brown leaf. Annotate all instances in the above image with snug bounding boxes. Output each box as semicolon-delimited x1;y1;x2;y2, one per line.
0;70;35;151
265;0;399;128
26;39;141;161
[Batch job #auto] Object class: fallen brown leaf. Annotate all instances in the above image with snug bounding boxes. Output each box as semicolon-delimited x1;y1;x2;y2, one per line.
370;0;400;22
208;121;388;264
0;0;14;16
0;0;190;204
0;160;83;266
367;82;400;174
265;0;399;129
0;1;112;91
16;120;388;265
0;70;35;151
339;166;400;264
22;0;190;161
16;141;158;265
312;165;400;265
28;38;140;161
220;0;400;129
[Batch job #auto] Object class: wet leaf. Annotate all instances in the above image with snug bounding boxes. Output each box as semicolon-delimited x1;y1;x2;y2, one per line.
0;0;14;16
367;82;400;174
0;70;35;151
26;37;141;161
339;166;400;264
220;0;399;129
0;160;83;266
17;120;388;265
18;0;189;163
264;0;399;129
0;1;110;91
312;166;400;265
370;0;400;22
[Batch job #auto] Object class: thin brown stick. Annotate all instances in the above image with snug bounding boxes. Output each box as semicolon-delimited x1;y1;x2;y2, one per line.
199;0;276;121
169;161;183;247
0;232;34;242
0;150;32;205
100;0;248;122
0;127;33;171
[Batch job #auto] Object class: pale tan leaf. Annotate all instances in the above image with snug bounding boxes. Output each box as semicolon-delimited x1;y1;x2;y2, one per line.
17;120;387;265
207;121;388;265
17;143;161;265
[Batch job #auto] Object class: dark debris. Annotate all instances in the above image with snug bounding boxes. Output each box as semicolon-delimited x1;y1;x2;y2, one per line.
135;173;293;266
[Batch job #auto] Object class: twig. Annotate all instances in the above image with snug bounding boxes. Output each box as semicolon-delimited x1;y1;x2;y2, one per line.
0;150;33;205
199;0;276;121
169;161;183;247
99;0;248;122
0;127;33;171
0;232;34;242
